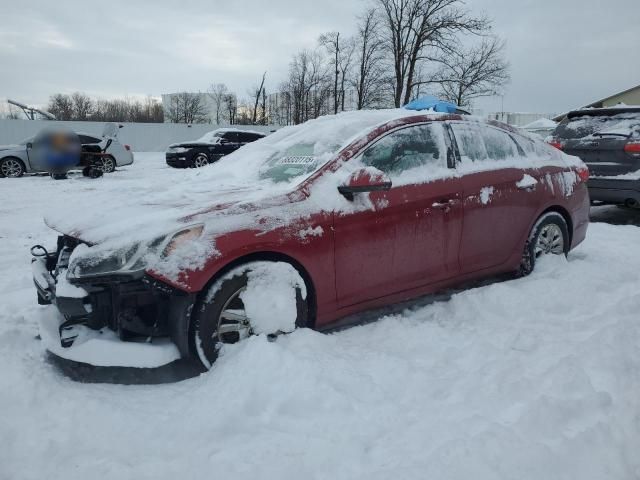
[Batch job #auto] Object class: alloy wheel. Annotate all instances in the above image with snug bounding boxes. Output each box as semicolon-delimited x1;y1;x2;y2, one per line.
193;154;209;168
214;287;251;347
534;224;564;257
100;157;115;173
1;159;24;178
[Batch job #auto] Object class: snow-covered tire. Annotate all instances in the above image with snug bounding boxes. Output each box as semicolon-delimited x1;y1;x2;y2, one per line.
191;153;209;168
518;211;569;276
191;262;309;369
0;157;25;178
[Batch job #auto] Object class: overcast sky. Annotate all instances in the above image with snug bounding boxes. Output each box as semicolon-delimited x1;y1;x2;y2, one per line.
1;0;638;115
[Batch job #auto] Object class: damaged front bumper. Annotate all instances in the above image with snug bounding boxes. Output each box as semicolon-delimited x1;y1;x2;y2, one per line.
32;237;196;367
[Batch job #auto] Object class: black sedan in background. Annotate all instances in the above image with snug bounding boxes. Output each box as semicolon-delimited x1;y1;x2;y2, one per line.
165;128;266;168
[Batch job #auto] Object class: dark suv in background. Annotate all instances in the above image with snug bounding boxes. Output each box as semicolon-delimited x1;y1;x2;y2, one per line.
548;107;640;208
165;128;265;168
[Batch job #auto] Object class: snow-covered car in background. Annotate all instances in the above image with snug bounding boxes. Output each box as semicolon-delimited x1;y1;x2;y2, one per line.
31;109;590;369
548;107;640;208
0;123;133;178
165;128;265;168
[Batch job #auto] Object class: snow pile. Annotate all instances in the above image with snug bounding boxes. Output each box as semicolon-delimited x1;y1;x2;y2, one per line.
516;174;538;189
239;262;307;335
0;158;639;478
479;186;494;205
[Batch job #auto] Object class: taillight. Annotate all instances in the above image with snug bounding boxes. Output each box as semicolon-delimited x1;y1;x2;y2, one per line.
576;166;589;183
624;141;640;156
124;144;131;151
547;138;564;150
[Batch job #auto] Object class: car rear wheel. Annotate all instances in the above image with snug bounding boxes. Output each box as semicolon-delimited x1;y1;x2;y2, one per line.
191;262;309;369
99;156;116;173
192;153;209;168
0;158;25;178
519;212;569;276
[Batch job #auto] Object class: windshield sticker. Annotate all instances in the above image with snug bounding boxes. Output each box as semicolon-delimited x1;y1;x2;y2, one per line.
276;156;316;166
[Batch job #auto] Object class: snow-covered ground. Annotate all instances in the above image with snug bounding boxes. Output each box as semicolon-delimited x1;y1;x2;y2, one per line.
1;154;639;479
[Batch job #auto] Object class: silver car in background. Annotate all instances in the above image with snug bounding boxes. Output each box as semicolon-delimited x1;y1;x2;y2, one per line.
0;123;134;178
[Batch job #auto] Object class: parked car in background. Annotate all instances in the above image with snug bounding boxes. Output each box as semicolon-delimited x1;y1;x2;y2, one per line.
32;109;589;369
0;123;133;178
165;128;266;168
548;107;640;208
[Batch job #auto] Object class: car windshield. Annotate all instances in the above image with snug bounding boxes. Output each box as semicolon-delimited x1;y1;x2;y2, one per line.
200;109;428;190
196;131;225;143
555;112;640;139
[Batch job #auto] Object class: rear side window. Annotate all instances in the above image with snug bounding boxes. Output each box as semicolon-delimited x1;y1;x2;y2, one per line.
361;123;447;178
449;123;488;162
481;126;521;160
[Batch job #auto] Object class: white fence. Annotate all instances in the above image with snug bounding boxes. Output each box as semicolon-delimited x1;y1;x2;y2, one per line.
0;119;278;152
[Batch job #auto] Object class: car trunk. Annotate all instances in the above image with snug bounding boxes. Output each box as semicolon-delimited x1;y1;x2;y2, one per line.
563;136;637;177
553;110;640;177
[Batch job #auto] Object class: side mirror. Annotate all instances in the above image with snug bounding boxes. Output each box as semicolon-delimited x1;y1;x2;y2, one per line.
26;142;33;149
338;167;392;200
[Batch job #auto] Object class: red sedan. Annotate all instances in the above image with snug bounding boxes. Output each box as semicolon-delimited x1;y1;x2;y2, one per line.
32;110;590;369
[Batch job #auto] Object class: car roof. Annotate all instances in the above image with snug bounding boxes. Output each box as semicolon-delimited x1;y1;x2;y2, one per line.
566;106;640;119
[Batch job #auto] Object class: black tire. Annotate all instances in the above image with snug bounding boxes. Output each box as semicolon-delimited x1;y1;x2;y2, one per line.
51;172;68;180
519;211;569;276
191;263;309;369
82;166;92;177
100;156;116;173
191;152;210;168
0;157;26;178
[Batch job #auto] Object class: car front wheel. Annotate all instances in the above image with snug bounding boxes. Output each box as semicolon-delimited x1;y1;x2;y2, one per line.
192;153;209;168
519;211;569;276
0;158;26;178
191;262;309;369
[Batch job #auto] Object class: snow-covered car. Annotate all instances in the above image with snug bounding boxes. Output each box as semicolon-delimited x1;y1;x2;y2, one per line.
0;123;133;178
31;109;590;369
165;128;265;168
548;107;640;208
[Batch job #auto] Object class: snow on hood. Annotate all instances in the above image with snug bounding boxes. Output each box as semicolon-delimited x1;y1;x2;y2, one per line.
45;109;434;278
0;144;21;151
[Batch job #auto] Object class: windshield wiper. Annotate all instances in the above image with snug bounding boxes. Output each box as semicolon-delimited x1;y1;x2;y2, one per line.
592;132;630;138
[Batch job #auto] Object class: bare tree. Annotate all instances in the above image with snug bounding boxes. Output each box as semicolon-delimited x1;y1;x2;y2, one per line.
319;32;342;114
70;92;93;120
47;94;74;120
224;93;238;125
284;49;332;124
251;72;266;124
376;0;489;107
164;92;209;124
430;37;509;107
352;8;390;109
207;83;229;125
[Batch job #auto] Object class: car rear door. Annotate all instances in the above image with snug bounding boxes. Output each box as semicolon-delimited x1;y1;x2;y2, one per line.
449;122;541;274
333;122;462;307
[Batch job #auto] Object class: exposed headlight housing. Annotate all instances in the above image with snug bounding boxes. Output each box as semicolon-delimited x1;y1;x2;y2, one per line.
67;224;205;281
169;146;190;154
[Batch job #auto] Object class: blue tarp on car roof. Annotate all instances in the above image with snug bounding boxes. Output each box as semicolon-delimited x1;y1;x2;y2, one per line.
404;96;459;113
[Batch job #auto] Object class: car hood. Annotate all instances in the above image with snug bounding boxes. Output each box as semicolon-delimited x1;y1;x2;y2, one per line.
44;183;300;247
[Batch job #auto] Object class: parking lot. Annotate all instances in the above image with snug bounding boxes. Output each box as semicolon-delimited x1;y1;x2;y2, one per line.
1;154;639;479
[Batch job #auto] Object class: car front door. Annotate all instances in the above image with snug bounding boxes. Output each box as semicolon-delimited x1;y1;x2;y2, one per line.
333;122;463;308
449;122;542;274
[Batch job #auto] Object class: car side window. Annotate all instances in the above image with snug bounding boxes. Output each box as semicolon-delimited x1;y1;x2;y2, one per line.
223;132;239;143
481;126;521;160
361;123;446;178
449;123;488;163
